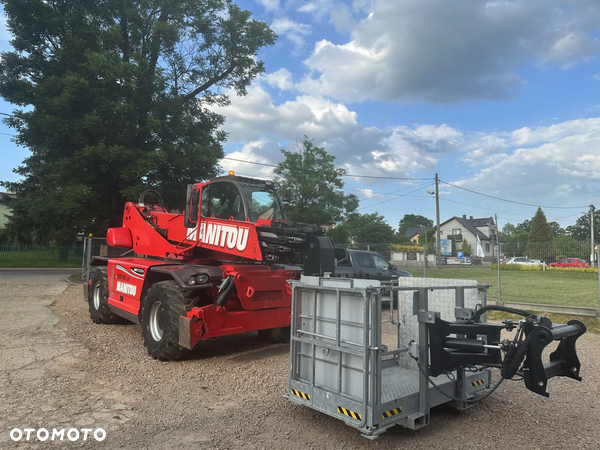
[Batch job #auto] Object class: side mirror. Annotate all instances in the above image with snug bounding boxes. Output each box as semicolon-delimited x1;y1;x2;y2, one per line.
391;265;397;271
183;185;200;228
281;188;291;202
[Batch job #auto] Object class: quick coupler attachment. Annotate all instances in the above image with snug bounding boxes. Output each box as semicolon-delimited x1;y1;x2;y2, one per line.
520;319;586;397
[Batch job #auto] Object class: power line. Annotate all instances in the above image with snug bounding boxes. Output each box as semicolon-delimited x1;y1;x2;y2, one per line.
222;156;433;181
439;196;533;219
359;182;432;211
440;179;589;209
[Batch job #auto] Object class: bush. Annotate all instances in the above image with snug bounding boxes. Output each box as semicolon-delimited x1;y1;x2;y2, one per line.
491;264;598;273
491;264;543;271
389;244;423;253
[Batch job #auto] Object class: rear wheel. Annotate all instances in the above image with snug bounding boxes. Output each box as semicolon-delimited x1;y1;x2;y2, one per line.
88;268;122;324
140;281;191;361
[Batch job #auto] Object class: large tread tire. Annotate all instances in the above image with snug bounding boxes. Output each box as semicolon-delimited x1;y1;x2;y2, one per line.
258;327;291;343
140;281;192;361
88;268;122;324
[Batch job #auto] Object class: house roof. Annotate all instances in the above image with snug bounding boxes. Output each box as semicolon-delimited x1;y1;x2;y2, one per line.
404;226;425;238
0;192;16;202
440;216;501;241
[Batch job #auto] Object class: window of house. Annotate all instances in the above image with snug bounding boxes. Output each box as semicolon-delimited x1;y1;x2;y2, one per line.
485;243;490;252
452;228;462;235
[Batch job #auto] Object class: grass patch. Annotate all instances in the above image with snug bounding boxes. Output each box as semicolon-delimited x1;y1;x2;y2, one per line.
406;267;600;309
69;273;84;283
0;247;81;268
487;310;600;334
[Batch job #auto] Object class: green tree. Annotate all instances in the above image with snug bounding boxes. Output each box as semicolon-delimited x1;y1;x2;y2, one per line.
397;214;433;238
566;210;600;242
274;137;358;225
548;221;565;237
501;222;530;257
0;0;276;244
346;213;396;245
526;207;554;261
326;213;396;246
326;222;351;245
461;238;472;257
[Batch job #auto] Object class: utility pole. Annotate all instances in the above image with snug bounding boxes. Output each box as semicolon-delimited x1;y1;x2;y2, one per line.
591;205;595;267
423;227;427;277
435;173;441;268
495;214;501;303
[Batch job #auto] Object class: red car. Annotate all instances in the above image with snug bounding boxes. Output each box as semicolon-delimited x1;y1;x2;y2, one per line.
549;258;590;268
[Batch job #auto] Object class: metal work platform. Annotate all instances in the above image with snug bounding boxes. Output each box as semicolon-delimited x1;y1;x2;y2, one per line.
287;276;492;438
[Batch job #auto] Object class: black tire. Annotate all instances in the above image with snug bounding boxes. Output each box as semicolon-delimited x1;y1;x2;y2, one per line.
140;281;192;361
88;268;122;324
258;327;290;343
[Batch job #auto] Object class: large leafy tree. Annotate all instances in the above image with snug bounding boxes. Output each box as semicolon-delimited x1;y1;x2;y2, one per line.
501;222;530;257
566;210;600;242
274;136;358;225
397;214;433;238
526;207;554;261
326;213;396;246
0;0;276;243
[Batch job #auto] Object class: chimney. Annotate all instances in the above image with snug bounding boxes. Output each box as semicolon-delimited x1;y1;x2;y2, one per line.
462;214;466;219
469;216;473;220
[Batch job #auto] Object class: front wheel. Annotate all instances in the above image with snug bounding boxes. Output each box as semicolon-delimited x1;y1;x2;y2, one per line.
140;281;192;361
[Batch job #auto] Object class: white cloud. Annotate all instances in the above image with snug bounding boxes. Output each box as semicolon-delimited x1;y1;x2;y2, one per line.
329;4;355;34
271;17;311;50
256;0;280;12
265;68;294;90
297;0;600;103
213;86;358;143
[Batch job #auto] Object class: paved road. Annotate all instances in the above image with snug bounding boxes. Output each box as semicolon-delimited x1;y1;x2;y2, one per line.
0;268;108;447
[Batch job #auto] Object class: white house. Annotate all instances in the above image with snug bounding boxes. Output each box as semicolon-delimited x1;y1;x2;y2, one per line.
439;215;504;259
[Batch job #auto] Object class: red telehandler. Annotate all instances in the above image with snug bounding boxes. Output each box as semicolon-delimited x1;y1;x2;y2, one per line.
85;172;334;360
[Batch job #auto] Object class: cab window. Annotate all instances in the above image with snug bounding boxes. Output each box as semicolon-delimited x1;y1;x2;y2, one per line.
245;189;283;221
201;183;244;220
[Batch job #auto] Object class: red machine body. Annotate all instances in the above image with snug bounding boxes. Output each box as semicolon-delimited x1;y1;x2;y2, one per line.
88;174;333;360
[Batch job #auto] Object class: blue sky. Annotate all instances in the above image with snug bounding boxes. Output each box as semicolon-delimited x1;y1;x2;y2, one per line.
2;0;600;232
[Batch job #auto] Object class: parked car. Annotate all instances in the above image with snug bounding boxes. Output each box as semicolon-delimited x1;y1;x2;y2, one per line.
334;248;412;280
460;256;472;265
503;257;541;266
548;258;590;268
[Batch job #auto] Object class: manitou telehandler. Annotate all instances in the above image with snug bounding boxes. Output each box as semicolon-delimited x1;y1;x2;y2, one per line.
85;172;335;360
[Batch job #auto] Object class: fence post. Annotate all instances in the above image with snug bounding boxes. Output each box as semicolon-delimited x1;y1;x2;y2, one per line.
84;236;92;281
597;247;600;316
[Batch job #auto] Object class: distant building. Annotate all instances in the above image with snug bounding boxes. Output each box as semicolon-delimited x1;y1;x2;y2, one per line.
404;227;425;244
0;192;16;229
439;215;504;258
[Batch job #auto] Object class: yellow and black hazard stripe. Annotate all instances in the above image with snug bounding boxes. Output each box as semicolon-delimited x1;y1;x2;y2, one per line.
381;407;402;419
471;379;485;387
337;406;362;421
290;389;310;401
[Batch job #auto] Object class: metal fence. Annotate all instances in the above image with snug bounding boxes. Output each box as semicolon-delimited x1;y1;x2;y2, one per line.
0;243;83;268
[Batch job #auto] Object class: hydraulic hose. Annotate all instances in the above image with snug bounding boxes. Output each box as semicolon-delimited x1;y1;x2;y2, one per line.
214;276;236;307
473;305;534;321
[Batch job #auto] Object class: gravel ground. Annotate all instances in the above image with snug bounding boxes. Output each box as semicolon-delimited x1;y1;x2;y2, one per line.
3;282;600;449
